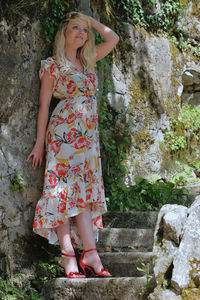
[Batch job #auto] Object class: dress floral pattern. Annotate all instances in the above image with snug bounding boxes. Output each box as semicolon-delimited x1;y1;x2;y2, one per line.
33;57;107;247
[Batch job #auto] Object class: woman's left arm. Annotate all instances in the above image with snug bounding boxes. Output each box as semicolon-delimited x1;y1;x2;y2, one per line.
88;16;119;61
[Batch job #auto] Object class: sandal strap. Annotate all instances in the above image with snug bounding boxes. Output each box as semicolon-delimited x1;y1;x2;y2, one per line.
61;252;76;258
84;248;97;253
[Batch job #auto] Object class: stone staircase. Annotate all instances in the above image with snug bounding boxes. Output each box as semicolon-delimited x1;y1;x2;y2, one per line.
42;211;158;300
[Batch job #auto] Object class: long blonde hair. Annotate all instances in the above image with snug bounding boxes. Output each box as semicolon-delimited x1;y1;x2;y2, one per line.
54;12;96;71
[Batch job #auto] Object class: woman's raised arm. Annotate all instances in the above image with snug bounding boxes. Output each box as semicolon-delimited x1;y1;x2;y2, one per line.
88;16;119;62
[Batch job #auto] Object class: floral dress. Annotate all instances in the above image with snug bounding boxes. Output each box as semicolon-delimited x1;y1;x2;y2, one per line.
33;57;107;247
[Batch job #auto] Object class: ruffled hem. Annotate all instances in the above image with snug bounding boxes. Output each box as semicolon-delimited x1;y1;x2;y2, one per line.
33;204;106;247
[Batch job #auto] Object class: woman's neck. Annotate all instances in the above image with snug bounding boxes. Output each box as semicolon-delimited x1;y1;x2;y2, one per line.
65;48;83;72
65;46;78;62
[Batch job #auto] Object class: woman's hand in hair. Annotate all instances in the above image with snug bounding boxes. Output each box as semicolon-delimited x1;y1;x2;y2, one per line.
87;16;119;61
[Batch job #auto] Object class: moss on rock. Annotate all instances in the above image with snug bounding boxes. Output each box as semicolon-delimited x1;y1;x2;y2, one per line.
180;0;189;11
181;287;200;300
134;130;154;153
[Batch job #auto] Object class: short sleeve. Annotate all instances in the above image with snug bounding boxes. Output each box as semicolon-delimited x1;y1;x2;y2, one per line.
39;57;59;81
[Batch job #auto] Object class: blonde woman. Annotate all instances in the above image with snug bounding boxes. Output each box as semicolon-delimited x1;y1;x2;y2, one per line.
27;12;119;278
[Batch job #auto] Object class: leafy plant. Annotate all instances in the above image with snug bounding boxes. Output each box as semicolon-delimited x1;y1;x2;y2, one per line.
98;55;132;212
103;0;199;57
170;161;199;186
0;276;45;300
9;172;25;192
164;104;200;154
31;257;62;292
39;0;75;44
133;258;154;297
127;176;188;211
137;260;152;281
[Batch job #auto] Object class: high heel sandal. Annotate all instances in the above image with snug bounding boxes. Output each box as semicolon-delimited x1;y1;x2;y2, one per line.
79;248;112;277
57;252;86;278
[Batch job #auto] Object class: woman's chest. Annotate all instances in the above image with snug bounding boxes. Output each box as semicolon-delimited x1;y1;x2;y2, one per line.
54;66;98;98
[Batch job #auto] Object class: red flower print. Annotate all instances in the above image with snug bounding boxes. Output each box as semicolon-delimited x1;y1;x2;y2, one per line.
91;177;96;184
77;111;83;118
71;164;81;175
84;79;90;87
86;118;92;129
56;116;65;125
69;201;76;208
85;90;89;98
92;115;98;124
96;155;100;167
66;113;75;124
60;189;68;201
60;74;67;82
94;216;103;228
83;173;87;181
41;190;46;198
67;80;77;94
88;170;93;177
58;201;66;213
57;220;64;225
49;64;56;79
47;131;52;144
69;155;74;160
56;163;68;177
64;102;71;110
39;218;47;227
48;171;57;188
84;160;88;169
73;182;80;193
75;136;87;149
67;128;77;143
51;141;61;154
89;73;95;83
51;221;57;227
33;218;37;229
67;80;74;89
77;197;86;208
86;188;92;201
97;188;102;202
36;205;43;215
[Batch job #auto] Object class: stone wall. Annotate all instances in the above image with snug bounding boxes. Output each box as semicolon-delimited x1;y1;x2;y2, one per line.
0;18;47;275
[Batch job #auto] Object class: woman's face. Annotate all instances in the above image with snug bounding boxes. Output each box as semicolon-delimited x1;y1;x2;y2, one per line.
65;19;89;49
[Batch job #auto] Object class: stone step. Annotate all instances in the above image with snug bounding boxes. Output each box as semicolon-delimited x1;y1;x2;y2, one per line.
99;252;153;277
42;277;154;300
103;211;158;229
97;228;154;251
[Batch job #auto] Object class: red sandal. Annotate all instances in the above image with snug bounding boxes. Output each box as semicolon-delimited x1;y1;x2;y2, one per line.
58;252;86;278
79;248;112;277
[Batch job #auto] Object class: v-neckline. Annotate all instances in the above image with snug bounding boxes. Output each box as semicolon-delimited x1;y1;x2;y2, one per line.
66;59;86;75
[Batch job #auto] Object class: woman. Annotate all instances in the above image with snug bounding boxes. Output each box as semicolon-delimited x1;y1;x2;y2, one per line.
27;12;119;278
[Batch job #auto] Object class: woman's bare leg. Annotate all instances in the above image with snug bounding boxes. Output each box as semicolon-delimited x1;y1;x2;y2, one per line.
75;204;106;274
56;220;79;274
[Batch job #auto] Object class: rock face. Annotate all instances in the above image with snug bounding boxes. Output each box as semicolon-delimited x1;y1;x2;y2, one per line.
0;18;46;275
148;288;181;300
150;196;200;298
107;22;200;181
171;196;200;291
152;204;187;286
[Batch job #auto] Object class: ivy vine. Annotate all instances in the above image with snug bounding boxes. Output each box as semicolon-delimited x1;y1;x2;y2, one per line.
164;104;200;153
98;0;200;57
97;57;132;211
